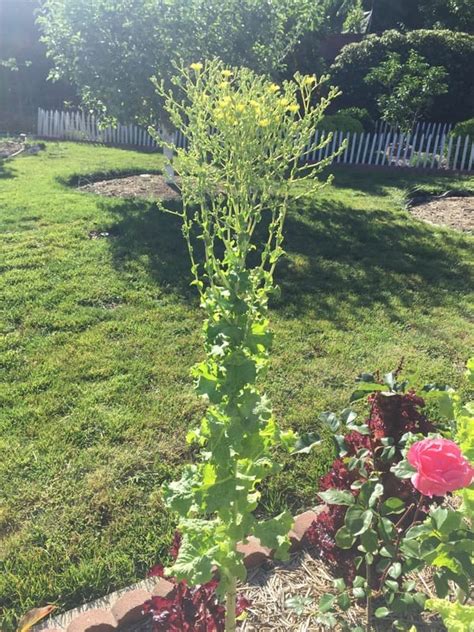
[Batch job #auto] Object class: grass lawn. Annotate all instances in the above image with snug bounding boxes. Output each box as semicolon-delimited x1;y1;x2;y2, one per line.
1;142;473;628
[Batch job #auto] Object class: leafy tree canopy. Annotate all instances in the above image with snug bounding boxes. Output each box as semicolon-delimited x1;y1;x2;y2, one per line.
364;0;474;34
39;0;323;124
330;29;474;123
365;51;448;131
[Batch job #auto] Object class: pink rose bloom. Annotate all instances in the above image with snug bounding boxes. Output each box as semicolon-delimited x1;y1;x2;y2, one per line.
407;438;474;497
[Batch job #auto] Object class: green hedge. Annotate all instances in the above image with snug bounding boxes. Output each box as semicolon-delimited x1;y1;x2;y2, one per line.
319;112;364;134
330;29;474;123
451;118;474;139
448;118;474;169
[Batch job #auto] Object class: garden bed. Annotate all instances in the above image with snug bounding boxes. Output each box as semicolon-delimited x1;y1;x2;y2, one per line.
78;174;180;201
239;551;443;632
0;138;24;159
408;193;473;232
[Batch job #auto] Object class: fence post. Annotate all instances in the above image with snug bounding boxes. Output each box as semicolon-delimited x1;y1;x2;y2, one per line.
467;143;474;172
387;131;398;166
355;132;364;164
342;132;350;163
414;133;424;167
394;132;405;167
452;135;462;170
367;133;377;165
460;136;470;171
423;134;433;168
335;131;343;163
430;131;441;169
374;131;386;166
436;133;447;170
361;132;370;165
348;132;357;163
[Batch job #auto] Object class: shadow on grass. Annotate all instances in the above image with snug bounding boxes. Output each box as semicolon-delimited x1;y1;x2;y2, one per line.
104;193;472;326
330;166;474;198
0;160;16;179
275;199;472;325
103;197;196;298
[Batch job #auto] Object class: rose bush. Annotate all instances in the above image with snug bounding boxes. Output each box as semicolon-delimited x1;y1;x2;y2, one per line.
407;438;474;497
306;368;474;630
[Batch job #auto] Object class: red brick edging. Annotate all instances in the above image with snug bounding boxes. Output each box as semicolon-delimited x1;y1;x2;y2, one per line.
37;510;321;632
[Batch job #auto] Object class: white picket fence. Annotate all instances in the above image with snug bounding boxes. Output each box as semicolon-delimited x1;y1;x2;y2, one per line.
37;108;473;171
307;128;473;171
37;108;161;148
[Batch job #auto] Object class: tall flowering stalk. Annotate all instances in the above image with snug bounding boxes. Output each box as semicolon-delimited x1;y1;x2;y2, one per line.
153;59;340;631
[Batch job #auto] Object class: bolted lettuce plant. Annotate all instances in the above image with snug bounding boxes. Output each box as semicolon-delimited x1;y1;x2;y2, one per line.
152;59;340;631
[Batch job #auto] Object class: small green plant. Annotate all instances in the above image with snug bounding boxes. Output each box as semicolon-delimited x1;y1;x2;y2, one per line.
425;599;474;632
365;50;448;132
153;59;340;631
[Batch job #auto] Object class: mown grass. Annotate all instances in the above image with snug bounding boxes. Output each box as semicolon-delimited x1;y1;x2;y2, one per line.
1;143;473;629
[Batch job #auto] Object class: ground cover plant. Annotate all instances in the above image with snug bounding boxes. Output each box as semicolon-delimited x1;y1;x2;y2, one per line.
1;142;473;628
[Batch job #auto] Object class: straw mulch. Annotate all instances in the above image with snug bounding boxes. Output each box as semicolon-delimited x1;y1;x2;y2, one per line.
238;549;445;631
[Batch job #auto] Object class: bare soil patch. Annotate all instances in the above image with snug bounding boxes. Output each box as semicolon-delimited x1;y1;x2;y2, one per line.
78;174;180;201
409;194;473;233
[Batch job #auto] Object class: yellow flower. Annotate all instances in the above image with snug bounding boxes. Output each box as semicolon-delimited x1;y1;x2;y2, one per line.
235;103;245;113
258;118;270;127
219;81;230;89
249;99;262;115
303;75;316;86
190;62;203;72
278;97;290;107
220;96;232;107
222;69;233;78
287;103;299;113
268;83;280;93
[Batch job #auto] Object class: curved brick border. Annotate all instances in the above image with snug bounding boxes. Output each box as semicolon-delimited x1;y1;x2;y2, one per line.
35;509;322;632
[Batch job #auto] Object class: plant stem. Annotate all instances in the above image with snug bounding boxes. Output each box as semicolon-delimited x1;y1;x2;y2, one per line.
376;494;426;596
366;559;372;632
412;493;424;525
225;577;237;632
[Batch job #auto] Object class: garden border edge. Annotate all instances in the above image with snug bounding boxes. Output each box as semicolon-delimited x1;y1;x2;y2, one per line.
34;508;323;632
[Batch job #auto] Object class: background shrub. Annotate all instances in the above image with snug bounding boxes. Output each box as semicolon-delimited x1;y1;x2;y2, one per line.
319;112;364;134
447;118;474;169
337;107;374;131
330;30;474;123
451;118;474;139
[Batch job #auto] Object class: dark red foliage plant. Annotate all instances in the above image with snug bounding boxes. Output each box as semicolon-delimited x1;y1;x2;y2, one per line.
305;373;437;585
144;535;250;632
